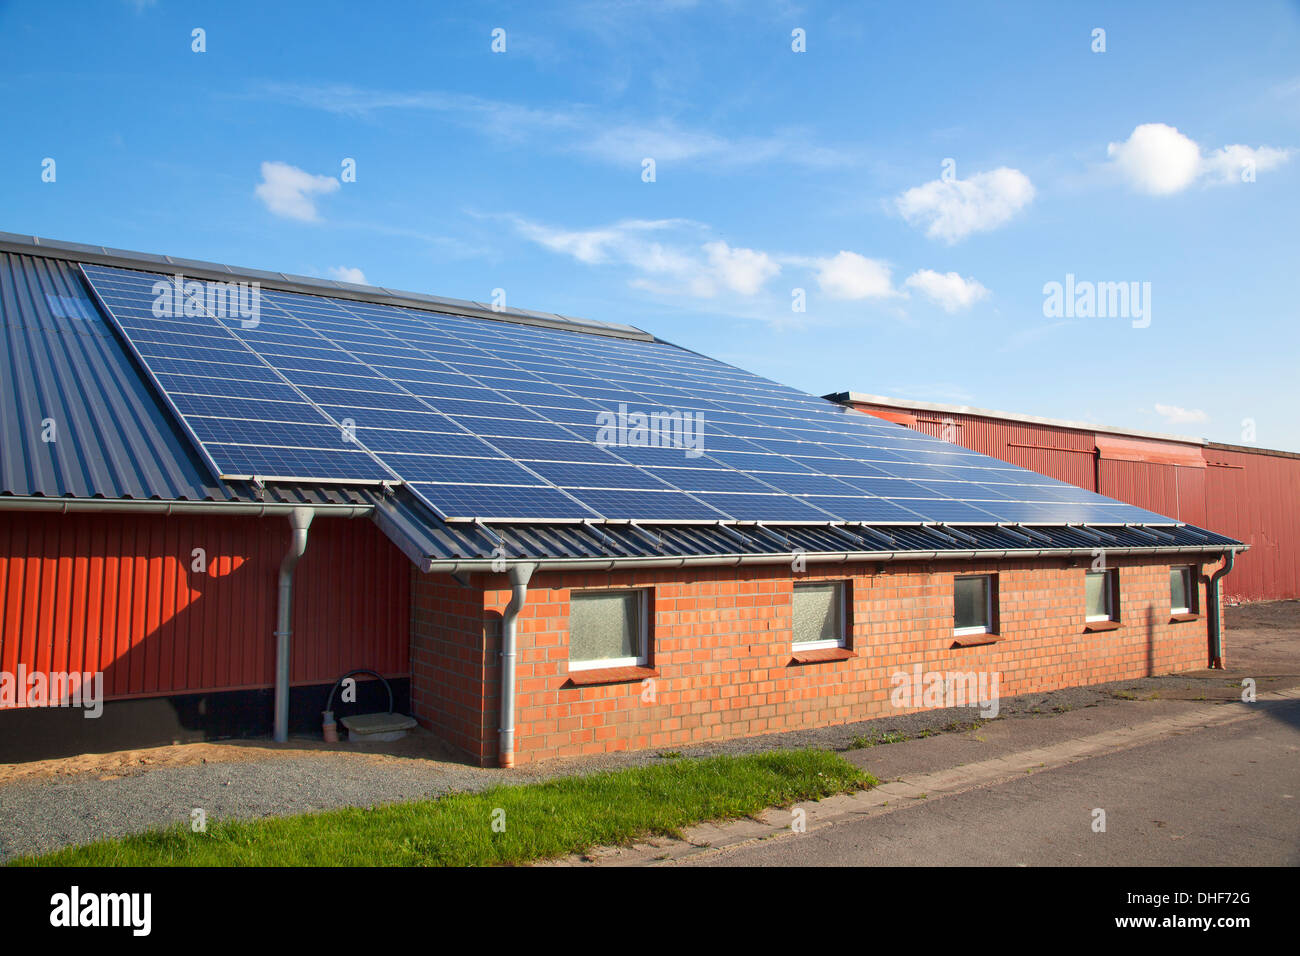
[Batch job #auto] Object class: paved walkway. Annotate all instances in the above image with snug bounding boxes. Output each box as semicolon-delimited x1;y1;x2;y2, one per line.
542;687;1300;866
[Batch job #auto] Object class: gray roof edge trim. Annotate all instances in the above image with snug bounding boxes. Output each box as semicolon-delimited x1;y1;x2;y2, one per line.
421;542;1246;574
826;391;1216;448
0;233;653;342
360;491;452;569
0;496;373;516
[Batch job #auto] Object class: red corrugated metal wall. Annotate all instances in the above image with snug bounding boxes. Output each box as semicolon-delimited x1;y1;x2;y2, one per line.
1204;449;1300;601
0;512;409;702
851;401;1299;602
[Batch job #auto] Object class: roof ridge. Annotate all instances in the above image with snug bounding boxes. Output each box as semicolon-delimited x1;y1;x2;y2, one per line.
0;231;653;342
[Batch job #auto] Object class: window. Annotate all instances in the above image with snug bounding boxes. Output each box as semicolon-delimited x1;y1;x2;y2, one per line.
1086;569;1118;622
954;575;995;636
568;590;648;671
792;581;847;650
1170;566;1195;615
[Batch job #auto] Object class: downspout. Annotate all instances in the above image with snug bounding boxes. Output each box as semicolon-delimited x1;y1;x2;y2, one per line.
273;508;315;743
498;562;537;768
1207;549;1236;669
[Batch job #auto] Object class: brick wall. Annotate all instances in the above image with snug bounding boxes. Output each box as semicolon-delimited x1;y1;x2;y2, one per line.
411;555;1219;766
409;574;494;762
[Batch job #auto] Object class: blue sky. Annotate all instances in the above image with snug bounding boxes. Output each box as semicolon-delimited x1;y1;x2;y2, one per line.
3;0;1297;449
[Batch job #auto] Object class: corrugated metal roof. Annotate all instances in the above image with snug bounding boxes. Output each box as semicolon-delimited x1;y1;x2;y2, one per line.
388;514;1241;568
0;248;1243;568
0;252;238;502
0;253;401;511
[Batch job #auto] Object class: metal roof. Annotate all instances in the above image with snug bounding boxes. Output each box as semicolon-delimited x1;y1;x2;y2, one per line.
381;514;1242;572
0;252;239;502
0;246;1243;568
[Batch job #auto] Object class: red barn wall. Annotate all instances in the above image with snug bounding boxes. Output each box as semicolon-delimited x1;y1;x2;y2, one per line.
847;401;1299;602
0;511;409;704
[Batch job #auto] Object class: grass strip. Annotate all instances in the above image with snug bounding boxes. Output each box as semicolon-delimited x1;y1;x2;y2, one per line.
16;749;873;867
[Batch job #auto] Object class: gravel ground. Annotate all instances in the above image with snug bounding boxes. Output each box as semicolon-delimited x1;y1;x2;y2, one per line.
3;602;1295;862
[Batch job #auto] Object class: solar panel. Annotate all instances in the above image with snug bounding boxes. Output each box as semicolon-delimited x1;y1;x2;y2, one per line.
81;263;1181;526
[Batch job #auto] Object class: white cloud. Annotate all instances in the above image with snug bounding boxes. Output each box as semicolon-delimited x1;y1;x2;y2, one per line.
703;241;780;295
254;161;340;221
329;266;368;285
814;251;897;300
514;217;984;319
903;269;989;312
1107;123;1293;194
1106;124;1202;195
514;218;780;299
1154;403;1209;425
260;83;848;170
1201;143;1293;185
895;167;1035;243
512;218;687;265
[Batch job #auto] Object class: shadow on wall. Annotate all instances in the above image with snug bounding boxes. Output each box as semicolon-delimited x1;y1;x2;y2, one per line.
1146;604;1154;678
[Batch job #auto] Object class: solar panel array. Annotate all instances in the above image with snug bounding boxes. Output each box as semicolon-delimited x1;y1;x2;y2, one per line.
81;263;1178;526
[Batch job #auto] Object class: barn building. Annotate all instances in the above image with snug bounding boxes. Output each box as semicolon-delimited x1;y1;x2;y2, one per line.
0;234;1243;766
827;393;1298;603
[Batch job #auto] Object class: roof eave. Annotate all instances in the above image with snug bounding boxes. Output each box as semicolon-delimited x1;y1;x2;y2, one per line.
420;542;1247;575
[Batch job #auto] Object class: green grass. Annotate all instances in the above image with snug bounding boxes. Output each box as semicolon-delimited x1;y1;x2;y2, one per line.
848;730;909;748
846;719;988;750
13;749;872;867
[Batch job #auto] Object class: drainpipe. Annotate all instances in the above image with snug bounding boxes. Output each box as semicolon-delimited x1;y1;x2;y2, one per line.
273;508;315;743
1207;549;1236;669
498;562;537;768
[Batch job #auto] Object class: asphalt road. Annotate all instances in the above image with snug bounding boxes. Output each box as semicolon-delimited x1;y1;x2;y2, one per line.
683;698;1300;866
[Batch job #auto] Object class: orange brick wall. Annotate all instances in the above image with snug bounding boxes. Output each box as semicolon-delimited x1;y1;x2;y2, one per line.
411;555;1219;766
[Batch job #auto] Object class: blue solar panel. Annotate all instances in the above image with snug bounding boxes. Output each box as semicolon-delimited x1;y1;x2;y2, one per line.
574;488;726;521
81;262;1184;526
524;461;675;491
691;493;834;522
379;454;541;485
188;417;350;449
207;444;394;480
407;483;596;520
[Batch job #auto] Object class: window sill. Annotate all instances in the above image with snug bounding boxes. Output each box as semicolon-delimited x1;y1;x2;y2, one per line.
789;647;855;665
1169;613;1201;623
1084;620;1122;632
951;633;999;648
565;665;658;687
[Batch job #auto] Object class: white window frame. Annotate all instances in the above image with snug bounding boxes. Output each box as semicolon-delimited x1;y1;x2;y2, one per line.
792;580;848;651
1085;568;1117;622
567;589;649;672
1170;565;1194;615
954;574;995;637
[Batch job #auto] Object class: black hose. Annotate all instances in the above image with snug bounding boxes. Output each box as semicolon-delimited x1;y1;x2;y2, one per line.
324;669;394;715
